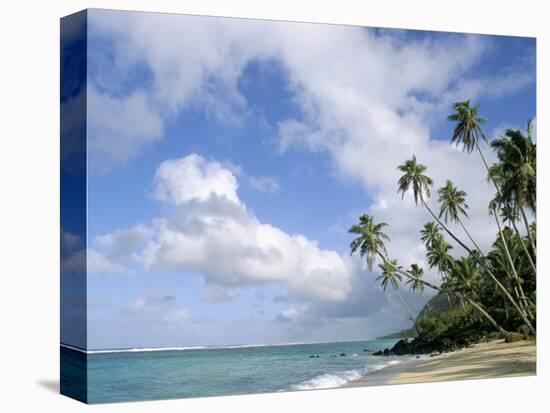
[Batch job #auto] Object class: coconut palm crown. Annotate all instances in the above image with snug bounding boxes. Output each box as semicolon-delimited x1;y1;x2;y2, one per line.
447;99;488;153
348;214;390;271
490;121;536;213
438;180;469;224
397;155;433;205
376;259;403;291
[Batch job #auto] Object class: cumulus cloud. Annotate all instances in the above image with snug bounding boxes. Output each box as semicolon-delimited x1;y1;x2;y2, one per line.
97;154;356;303
152;154;240;204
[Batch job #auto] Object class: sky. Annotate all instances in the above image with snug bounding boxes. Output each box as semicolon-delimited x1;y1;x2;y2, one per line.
61;9;536;350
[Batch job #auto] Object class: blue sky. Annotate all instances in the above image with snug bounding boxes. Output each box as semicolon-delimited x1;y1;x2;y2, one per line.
61;10;535;349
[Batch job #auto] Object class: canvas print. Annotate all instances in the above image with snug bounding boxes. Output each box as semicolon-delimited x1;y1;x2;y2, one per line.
60;9;536;404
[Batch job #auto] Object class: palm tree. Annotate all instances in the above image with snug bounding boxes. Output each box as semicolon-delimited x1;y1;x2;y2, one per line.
377;260;420;335
490;122;536;269
491;121;536;213
447;101;534;279
448;100;488;154
420;222;443;249
421;223;455;307
437;180;480;249
349;214;390;271
398;156;472;254
406;264;432;311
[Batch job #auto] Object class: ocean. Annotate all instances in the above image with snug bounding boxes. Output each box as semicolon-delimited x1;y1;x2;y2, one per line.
61;339;409;403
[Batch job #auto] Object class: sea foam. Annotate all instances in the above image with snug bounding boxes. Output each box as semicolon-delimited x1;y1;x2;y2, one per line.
292;359;402;390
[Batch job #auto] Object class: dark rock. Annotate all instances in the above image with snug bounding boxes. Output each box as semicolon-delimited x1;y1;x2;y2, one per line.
390;339;411;355
339;353;346;357
363;348;372;352
373;350;383;356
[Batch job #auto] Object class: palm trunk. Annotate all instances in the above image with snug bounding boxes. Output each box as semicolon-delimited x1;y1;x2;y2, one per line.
520;206;536;253
511;209;537;274
503;293;510;321
394;288;420;336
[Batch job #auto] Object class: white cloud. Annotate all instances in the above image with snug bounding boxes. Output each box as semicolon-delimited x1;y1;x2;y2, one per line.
97;154;355;303
152;154;240;204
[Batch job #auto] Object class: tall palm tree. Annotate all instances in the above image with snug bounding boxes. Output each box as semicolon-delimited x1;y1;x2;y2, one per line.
377;260;420;335
349;214;390;271
447;101;534;279
490;122;537;268
397;156;472;254
406;263;432;311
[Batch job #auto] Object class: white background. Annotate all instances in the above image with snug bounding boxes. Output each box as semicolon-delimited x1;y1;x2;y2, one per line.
0;0;547;411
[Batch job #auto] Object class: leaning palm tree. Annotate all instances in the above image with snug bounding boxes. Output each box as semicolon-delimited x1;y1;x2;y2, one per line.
447;101;534;279
349;214;390;271
490;122;537;269
377;260;420;335
406;264;432;311
448;100;488;155
397;156;472;254
438;180;483;253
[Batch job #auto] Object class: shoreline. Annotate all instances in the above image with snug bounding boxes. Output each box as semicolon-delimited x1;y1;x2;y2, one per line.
344;339;536;388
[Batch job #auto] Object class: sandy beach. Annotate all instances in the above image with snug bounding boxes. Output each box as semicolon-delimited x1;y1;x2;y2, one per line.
345;340;536;388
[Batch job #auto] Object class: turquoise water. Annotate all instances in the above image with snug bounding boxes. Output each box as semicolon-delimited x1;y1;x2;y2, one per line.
62;339;407;403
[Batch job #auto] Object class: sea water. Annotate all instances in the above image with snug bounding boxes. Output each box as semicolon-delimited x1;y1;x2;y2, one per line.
61;339;408;403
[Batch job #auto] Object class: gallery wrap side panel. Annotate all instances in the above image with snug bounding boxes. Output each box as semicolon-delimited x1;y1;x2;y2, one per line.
60;9;88;404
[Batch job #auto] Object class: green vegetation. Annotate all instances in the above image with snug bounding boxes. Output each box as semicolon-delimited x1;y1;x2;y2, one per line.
351;100;536;350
